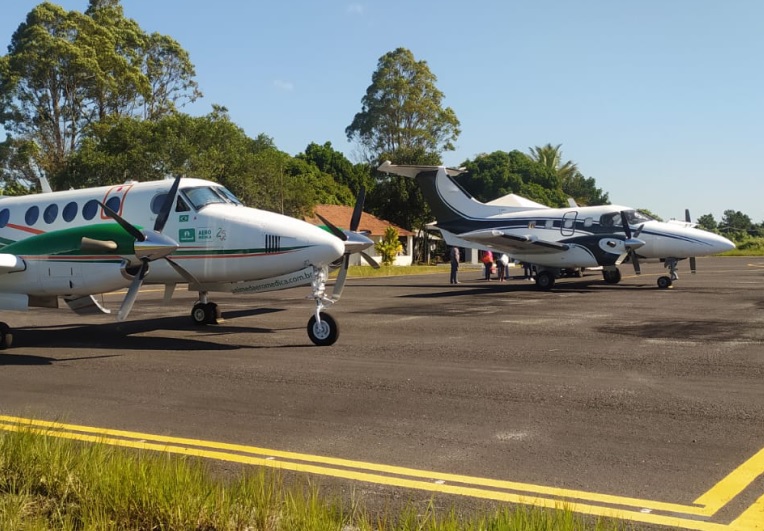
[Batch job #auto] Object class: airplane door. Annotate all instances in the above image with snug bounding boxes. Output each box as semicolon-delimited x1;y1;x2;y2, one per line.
99;183;134;220
561;211;577;236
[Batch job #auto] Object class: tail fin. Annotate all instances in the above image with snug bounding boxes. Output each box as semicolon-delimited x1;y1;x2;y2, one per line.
377;161;537;230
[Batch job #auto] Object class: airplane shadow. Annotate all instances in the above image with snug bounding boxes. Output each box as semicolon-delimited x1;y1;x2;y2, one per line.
4;308;288;354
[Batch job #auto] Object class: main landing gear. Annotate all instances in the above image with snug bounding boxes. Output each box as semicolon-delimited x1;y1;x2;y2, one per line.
191;291;221;325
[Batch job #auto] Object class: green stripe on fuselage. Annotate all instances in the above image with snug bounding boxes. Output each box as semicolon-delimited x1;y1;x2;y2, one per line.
1;224;137;256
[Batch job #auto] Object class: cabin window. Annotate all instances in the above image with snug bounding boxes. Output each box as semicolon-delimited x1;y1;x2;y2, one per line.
216;186;243;205
183;187;228;210
150;193;169;214
83;200;99;220
583;217;593;228
63;202;77;222
25;206;39;226
105;196;121;213
544;219;554;229
0;209;9;228
176;196;190;212
44;204;58;224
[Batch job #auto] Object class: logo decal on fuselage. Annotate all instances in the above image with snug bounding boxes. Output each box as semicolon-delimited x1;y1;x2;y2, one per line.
179;228;195;242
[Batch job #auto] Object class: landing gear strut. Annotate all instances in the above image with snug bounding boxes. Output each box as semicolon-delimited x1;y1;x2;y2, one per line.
658;258;679;289
307;266;339;346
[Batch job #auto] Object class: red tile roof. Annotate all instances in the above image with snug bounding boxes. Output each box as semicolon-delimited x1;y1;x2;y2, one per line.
305;205;413;237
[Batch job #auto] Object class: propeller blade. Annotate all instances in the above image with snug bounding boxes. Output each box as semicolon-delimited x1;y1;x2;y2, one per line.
633;224;645;238
117;261;148;321
349;187;366;232
154;175;182;233
99;201;145;242
631;253;641;275
360;251;381;269
331;254;351;301
316;213;347;241
620;211;632;239
690;256;697;273
165;256;201;287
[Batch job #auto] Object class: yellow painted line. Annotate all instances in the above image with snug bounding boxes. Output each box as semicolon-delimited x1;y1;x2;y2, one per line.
694;447;764;513
729;492;764;530
0;415;707;515
0;416;761;530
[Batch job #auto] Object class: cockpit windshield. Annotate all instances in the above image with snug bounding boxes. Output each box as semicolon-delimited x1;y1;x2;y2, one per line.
599;209;653;228
182;186;243;210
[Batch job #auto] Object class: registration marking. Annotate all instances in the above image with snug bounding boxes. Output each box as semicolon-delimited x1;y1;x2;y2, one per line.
0;415;761;530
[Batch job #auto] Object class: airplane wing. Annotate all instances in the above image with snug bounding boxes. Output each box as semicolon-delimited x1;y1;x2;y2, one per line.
459;229;570;254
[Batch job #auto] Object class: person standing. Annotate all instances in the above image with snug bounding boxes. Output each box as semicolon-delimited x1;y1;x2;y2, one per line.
449;246;460;284
482;250;494;280
498;253;509;281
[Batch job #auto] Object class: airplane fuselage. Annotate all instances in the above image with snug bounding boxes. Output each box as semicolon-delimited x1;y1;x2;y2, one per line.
0;178;344;300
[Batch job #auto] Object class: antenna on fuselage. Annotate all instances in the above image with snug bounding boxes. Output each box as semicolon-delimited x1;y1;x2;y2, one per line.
39;176;52;194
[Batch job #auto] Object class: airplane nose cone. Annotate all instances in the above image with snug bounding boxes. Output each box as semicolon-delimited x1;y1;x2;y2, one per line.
709;232;736;254
311;225;345;266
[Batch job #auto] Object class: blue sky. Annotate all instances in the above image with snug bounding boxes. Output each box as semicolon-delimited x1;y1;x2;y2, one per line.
2;1;762;222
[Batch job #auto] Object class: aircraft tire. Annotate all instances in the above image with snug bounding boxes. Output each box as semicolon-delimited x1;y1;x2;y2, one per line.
191;302;219;325
535;271;555;290
0;322;12;349
308;312;339;346
657;276;673;289
602;269;622;284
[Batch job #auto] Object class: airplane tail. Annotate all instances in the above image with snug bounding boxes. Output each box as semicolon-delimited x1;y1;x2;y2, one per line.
377;161;538;231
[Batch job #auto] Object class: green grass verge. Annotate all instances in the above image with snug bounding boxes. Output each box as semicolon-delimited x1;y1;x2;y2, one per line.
0;428;632;530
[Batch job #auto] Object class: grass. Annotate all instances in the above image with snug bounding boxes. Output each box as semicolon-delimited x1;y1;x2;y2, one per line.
0;427;633;530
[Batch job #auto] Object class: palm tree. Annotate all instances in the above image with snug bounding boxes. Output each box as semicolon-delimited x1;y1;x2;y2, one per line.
528;143;578;182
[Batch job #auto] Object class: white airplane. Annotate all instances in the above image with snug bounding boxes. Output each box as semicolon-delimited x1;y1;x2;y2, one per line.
379;161;735;290
0;175;372;348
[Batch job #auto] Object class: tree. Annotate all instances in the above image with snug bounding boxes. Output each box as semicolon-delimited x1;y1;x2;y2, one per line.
347;48;460;262
346;47;460;162
696;213;717;232
720;210;753;240
298;141;373;197
0;0;201;187
528;143;577;186
374;226;403;266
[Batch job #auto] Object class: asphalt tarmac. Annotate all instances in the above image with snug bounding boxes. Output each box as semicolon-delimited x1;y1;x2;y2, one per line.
0;256;762;529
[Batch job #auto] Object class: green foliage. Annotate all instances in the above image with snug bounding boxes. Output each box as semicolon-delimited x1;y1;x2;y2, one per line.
374;226;404;266
0;0;200;183
0;427;633;530
346;47;460;161
298;141;374;197
457;150;575;208
696;213;717;232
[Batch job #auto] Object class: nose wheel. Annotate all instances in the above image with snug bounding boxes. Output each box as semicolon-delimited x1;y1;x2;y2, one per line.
307;312;339;346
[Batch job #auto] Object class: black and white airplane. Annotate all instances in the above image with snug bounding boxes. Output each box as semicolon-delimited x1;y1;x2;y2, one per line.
379;161;735;290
